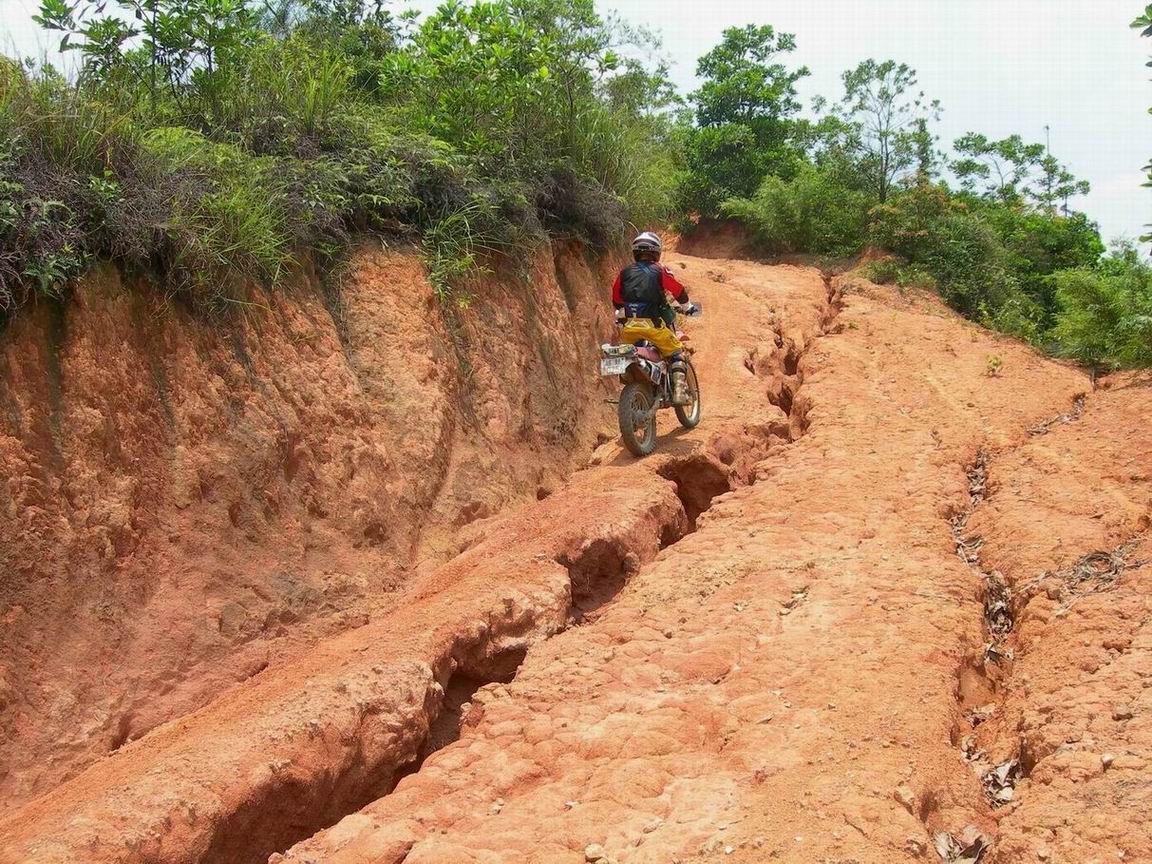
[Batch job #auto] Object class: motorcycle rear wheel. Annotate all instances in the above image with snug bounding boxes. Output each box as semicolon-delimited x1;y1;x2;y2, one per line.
619;381;657;457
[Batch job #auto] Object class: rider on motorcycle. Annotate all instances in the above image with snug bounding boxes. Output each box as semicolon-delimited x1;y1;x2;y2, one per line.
612;232;698;405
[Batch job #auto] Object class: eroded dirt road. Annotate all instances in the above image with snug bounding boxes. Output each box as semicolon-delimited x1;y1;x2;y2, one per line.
3;254;1149;864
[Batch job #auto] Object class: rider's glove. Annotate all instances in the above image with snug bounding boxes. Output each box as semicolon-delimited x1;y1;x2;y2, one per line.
678;302;696;315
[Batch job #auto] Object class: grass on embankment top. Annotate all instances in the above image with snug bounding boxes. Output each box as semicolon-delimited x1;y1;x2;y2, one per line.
0;0;678;318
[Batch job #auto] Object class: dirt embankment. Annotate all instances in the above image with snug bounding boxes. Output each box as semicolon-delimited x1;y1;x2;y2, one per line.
2;249;1148;864
0;239;619;806
673;220;757;261
0;254;814;864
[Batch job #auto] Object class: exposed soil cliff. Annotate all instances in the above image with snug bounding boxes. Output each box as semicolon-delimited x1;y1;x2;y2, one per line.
0;239;619;806
673;219;757;260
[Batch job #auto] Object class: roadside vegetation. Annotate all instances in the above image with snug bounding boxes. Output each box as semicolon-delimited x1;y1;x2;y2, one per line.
687;24;1147;370
1;1;1148;371
1;0;679;311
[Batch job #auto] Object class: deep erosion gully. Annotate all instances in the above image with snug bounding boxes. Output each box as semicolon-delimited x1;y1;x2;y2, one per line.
0;272;843;864
248;276;846;864
944;393;1117;861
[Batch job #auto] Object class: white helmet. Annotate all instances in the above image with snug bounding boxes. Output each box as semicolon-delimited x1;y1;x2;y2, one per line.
631;231;662;257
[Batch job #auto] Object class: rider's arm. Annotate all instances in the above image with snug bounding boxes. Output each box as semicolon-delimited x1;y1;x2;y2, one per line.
659;265;690;304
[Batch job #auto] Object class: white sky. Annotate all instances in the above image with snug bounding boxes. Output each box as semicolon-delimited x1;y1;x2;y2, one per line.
3;0;1150;242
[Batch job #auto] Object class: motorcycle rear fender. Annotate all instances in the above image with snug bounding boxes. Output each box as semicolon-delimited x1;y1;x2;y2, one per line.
621;364;649;387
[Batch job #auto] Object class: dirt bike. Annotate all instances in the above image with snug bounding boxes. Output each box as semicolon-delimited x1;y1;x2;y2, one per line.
599;306;703;457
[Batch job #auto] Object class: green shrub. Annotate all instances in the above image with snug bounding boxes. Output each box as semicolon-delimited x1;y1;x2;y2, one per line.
274;0;399;98
721;163;869;256
211;36;355;148
561;99;674;236
977;202;1104;326
1;0;678;315
142;127;297;299
1051;245;1152;371
379;0;670;239
868;182;1045;337
859;259;936;290
0;61;128;308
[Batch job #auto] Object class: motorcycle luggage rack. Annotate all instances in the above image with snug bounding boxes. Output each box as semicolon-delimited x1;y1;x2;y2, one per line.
601;343;637;357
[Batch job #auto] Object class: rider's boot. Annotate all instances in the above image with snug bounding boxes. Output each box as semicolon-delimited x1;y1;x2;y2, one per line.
669;360;691;405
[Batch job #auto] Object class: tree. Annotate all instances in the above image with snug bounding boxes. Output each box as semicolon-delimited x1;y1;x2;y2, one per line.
679;24;809;215
911;117;940;181
601;54;680;120
381;0;606;165
692;24;808;130
951;133;1089;212
35;0;263;122
977;203;1103;326
830;59;940;203
265;0;398;96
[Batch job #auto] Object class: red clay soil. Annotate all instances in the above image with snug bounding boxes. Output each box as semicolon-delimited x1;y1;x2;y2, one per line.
270;267;1092;864
2;251;1148;864
962;373;1152;863
0;255;812;864
0;240;619;807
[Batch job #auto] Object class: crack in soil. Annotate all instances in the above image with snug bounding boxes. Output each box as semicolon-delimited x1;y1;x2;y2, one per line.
953;452;1017;653
947;442;1148;863
1017;536;1150;611
1027;393;1085;436
949;447;1149;816
949;450;1020;832
933;827;990;864
944;433;1142;837
984;532;1150;793
657;454;735;532
951;451;1013;656
260;274;845;864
